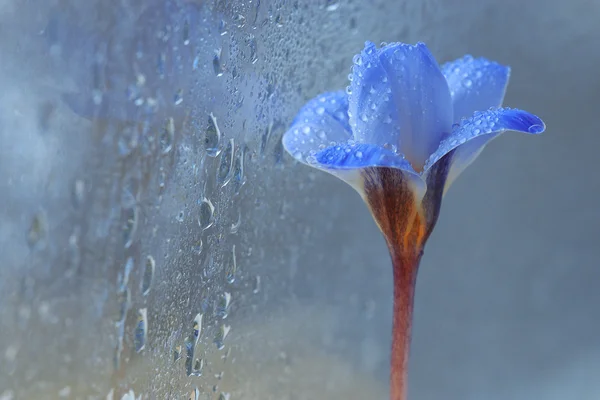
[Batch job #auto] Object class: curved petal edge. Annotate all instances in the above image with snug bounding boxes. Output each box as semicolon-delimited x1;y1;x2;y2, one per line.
424;107;545;172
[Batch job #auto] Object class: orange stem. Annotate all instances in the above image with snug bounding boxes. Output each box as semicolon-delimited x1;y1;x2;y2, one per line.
389;249;420;400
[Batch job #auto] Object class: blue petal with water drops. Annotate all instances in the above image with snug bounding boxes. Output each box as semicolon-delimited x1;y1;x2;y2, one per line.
283;91;352;164
441;55;511;121
424;107;546;172
348;41;453;170
315;142;417;172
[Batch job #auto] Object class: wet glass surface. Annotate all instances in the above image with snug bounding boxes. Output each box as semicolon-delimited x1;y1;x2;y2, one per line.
1;0;599;399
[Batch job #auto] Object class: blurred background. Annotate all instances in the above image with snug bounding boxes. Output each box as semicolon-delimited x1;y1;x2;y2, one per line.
1;0;599;399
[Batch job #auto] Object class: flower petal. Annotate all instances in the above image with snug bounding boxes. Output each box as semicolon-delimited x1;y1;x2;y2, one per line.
282;91;352;164
315;142;416;172
424;108;546;185
348;41;453;170
315;143;426;203
441;55;511;122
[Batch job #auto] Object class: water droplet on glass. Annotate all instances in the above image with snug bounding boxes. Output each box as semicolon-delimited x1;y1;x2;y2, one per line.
189;388;200;400
182;19;190;45
141;256;155;296
193;358;204;376
235;13;246;28
230;211;242;234
134;308;147;353
325;0;340;11
247;35;258;64
115;287;130;370
174;345;182;362
217;138;235;187
192;238;203;255
157;52;166;79
219;19;228;35
27;211;47;248
253;275;261;294
217;292;232;319
205;113;222;157
160;117;175;154
71;179;86;208
214;324;231;350
193;313;203;338
122;204;138;249
185;313;203;376
229;144;245;193
120;257;134;290
198;198;215;230
225;245;237;284
464;79;473;88
213;49;224;77
174;89;184;106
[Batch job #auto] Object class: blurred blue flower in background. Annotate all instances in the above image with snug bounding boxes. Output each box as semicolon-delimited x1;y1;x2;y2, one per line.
282;41;545;400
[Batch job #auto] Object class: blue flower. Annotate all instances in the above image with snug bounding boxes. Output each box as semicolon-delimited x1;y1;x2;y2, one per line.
283;41;544;246
282;41;545;400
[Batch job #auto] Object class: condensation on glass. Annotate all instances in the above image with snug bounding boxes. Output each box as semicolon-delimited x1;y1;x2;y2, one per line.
1;0;595;399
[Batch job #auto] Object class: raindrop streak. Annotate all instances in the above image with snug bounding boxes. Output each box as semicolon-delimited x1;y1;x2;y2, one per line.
253;275;261;294
160;117;175;154
230;211;241;234
205;113;222;157
123;204;138;249
27;211;47;247
141;255;155;296
213;49;224;76
193;313;203;338
134;308;147;353
198;198;215;230
189;388;200;400
185;313;203;376
247;35;258;64
214;324;231;350
232;145;246;194
115;287;131;370
120;257;134;290
217;138;235;187
182;19;190;45
217;292;232;319
225;245;237;284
